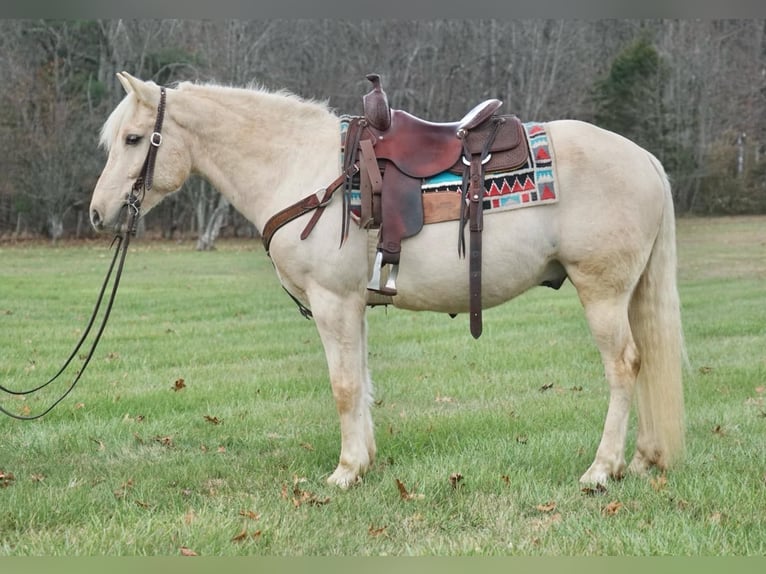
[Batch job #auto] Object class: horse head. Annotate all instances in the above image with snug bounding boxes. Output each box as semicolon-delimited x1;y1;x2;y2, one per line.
90;72;191;232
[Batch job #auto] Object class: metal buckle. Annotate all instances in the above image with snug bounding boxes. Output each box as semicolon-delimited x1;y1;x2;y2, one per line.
462;153;492;166
150;132;163;147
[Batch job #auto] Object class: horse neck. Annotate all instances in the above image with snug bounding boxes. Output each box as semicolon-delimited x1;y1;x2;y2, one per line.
175;86;342;231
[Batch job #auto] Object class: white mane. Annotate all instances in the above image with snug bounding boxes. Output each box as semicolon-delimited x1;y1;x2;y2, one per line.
99;81;334;153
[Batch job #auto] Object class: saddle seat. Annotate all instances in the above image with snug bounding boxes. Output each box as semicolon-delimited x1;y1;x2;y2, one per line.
369;101;502;178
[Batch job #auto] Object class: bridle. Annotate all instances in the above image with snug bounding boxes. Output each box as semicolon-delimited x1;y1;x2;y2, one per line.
0;87;167;420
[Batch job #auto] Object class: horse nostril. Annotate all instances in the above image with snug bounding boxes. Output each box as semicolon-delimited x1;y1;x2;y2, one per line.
90;209;103;230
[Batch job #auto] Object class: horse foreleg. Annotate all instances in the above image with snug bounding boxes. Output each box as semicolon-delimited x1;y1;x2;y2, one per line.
579;296;640;485
312;292;375;488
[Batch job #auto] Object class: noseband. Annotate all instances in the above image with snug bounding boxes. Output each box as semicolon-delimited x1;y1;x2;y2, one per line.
0;87;167;420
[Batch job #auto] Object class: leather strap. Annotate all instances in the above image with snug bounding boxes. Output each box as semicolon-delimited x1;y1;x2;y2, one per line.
358;138;382;228
261;164;358;253
468;154;484;339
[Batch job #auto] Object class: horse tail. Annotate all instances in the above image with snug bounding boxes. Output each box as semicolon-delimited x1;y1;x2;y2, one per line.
628;155;685;469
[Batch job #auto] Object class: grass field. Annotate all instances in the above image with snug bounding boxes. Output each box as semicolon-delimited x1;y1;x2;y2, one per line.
0;216;764;556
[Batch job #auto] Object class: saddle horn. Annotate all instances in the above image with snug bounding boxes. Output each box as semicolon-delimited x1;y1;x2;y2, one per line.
363;73;391;131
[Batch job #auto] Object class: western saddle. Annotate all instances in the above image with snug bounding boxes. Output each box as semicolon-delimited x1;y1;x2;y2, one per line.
345;74;529;338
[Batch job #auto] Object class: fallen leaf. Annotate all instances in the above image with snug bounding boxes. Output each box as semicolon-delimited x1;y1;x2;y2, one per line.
0;470;16;488
203;415;222;425
501;475;510;485
368;525;387;537
154;435;174;447
602;500;623;516
712;425;726;436
30;473;45;482
239;510;261;520
231;528;249;543
581;484;608;496
540;383;554;392
449;472;463;489
217;446;226;453
289;476;330;507
135;500;150;509
395;478;424;501
173;378;186;391
536;500;557;513
650;474;668;491
113;479;134;499
300;442;314;451
180;547;198;556
75;402;86;409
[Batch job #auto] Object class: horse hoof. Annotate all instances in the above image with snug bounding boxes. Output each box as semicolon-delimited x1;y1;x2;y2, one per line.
580;460;624;485
327;468;363;489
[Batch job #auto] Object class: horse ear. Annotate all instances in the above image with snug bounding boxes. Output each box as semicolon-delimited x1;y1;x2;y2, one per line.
116;71;134;94
116;71;159;107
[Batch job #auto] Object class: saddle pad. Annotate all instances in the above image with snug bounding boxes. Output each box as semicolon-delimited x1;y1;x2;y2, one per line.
340;119;558;221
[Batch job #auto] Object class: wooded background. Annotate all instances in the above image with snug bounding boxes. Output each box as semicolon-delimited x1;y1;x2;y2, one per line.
1;19;764;243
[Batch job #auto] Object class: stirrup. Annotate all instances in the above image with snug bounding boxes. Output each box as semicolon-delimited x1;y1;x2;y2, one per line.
383;264;399;294
367;251;384;292
366;251;398;296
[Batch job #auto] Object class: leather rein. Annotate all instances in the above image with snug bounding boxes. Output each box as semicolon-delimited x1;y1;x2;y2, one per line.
0;87;167;420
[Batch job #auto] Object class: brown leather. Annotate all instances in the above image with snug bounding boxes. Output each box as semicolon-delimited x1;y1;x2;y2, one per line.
379;163;424;265
467;154;485;339
458;99;503;132
450;115;528;174
363;74;391;131
261;165;356;253
359;138;382;229
367;110;464;178
422;192;462;224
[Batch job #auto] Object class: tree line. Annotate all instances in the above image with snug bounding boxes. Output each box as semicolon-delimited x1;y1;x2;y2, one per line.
0;19;764;243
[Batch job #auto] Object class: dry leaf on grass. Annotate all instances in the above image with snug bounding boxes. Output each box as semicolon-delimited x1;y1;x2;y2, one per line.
286;476;330;507
539;383;554;392
650;474;668;491
0;470;15;488
602;500;623;516
449;472;463;489
368;525;387;537
536;500;557;513
395;478;424;501
180;546;198;556
581;484;607;496
172;378;186;391
113;479;134;499
154;435;174;447
239;510;261;520
203;415;223;425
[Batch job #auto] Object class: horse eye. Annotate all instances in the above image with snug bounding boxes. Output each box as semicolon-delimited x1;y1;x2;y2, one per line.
125;134;142;146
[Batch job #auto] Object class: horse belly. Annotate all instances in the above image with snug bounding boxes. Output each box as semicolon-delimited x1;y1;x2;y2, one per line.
386;209;558;313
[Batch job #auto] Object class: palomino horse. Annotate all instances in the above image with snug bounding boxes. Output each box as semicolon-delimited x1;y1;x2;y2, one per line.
90;72;684;488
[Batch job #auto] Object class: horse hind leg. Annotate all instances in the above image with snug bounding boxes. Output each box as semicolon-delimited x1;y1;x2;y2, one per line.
578;294;640;485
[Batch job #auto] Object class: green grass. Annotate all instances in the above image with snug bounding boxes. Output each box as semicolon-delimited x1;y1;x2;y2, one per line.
1;216;765;556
